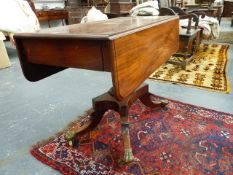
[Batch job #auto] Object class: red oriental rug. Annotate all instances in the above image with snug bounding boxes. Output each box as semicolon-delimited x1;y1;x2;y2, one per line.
31;96;233;175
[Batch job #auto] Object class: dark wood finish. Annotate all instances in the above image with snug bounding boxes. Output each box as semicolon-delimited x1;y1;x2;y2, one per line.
26;0;69;25
14;16;179;163
195;9;216;17
65;83;169;163
105;12;129;18
67;83;166;141
191;8;217;18
232;12;233;27
65;6;91;24
184;5;223;23
160;7;177;16
36;9;69;27
107;0;135;15
222;1;233;17
170;7;201;32
110;19;179;100
14;16;179;100
109;2;134;13
168;28;201;69
19;39;104;71
65;0;106;24
159;6;203;69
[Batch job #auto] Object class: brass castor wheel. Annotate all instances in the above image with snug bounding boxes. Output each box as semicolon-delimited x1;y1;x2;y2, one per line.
68;138;80;148
151;99;169;107
160;99;169;107
65;131;80;148
118;148;140;165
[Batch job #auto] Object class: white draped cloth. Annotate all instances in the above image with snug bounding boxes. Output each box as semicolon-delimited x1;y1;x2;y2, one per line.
180;16;220;39
129;1;159;16
0;0;40;34
130;1;220;39
81;7;108;23
0;32;6;41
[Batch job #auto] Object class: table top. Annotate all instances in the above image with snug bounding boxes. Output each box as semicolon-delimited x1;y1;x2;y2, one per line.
14;16;179;100
15;16;178;40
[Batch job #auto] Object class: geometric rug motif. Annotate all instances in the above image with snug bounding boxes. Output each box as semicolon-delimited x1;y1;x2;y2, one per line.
31;95;233;175
149;44;230;93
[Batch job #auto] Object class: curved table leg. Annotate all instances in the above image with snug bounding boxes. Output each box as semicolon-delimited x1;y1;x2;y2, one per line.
65;92;119;147
65;83;167;164
65;110;105;147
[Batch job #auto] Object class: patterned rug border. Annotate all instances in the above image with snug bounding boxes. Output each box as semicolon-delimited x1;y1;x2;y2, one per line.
31;149;77;175
30;95;233;175
30;109;94;175
149;44;230;93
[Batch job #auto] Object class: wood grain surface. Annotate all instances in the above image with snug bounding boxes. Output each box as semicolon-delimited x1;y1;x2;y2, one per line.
14;16;179;100
110;19;179;100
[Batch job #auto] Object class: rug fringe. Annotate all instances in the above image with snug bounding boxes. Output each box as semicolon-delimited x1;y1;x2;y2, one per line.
31;108;93;149
30;149;77;175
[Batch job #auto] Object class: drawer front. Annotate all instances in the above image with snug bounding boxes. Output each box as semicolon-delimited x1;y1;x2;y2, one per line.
37;10;68;20
48;10;68;19
48;10;67;16
36;11;48;16
36;11;49;21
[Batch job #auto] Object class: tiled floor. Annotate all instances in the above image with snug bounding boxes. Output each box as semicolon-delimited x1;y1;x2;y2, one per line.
0;18;232;175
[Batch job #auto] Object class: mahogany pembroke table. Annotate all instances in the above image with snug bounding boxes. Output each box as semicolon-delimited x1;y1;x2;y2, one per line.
14;16;179;164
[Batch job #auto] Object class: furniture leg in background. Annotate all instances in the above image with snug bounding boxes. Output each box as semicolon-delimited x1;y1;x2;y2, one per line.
167;28;201;70
0;32;11;69
36;9;69;28
231;12;233;27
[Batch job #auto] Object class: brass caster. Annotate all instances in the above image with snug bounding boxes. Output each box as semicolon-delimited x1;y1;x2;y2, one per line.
65;131;80;148
152;99;168;107
67;138;80;148
65;130;76;141
160;99;169;107
68;140;73;147
118;148;140;165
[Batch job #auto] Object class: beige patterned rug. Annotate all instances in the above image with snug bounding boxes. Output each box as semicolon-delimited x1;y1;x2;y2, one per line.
149;44;230;93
